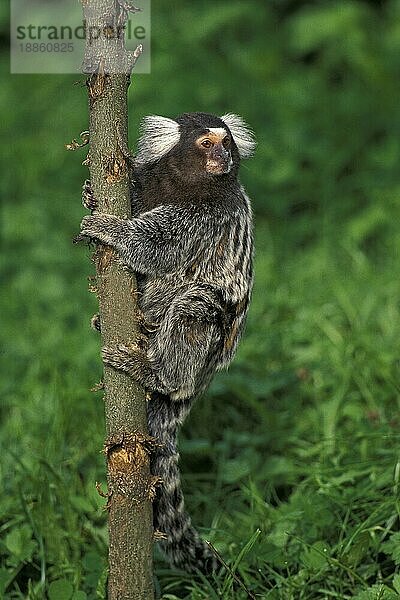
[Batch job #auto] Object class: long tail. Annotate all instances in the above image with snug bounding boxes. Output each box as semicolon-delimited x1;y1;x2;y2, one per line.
147;393;217;573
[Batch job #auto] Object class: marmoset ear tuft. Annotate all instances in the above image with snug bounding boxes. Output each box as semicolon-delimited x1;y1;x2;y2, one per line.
220;113;256;158
136;116;181;165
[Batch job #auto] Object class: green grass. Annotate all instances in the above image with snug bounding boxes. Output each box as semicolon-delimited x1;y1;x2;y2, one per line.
3;199;400;598
3;0;400;597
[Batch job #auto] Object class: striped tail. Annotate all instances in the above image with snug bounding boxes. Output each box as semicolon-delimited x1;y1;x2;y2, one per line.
147;393;217;573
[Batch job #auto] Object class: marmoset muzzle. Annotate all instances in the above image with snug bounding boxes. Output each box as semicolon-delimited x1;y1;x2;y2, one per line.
206;144;232;175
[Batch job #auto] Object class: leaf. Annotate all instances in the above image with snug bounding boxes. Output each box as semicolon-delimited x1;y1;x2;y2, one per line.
263;456;295;477
0;568;11;595
82;551;103;574
95;565;108;600
343;531;370;567
393;574;400;595
70;494;93;514
72;592;87;600
5;525;37;564
382;533;400;565
301;541;330;571
221;530;261;597
83;550;106;589
353;584;399;600
48;579;74;600
221;458;252;483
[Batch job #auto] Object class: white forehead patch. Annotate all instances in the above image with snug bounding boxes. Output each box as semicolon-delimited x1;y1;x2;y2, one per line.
220;113;256;158
208;127;227;137
135;115;180;165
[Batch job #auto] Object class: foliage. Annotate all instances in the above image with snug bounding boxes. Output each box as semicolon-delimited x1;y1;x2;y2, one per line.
2;0;400;597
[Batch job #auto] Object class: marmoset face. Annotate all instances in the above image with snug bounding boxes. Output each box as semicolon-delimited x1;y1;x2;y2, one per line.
134;112;255;186
194;128;233;175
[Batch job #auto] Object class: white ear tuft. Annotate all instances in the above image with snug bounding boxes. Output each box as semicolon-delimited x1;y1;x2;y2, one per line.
221;113;256;158
135;115;180;165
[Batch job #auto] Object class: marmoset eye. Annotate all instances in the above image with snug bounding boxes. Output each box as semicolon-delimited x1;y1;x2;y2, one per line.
201;139;213;148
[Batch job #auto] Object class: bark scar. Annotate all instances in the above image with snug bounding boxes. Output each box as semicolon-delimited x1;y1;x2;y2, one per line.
103;432;161;505
86;58;107;101
103;144;128;184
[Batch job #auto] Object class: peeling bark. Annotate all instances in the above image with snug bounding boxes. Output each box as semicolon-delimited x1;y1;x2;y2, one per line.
80;1;154;598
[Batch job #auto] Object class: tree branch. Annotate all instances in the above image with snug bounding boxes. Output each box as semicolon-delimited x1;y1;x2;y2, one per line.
80;1;154;598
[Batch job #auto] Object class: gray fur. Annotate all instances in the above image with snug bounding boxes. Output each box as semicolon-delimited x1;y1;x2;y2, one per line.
79;111;254;574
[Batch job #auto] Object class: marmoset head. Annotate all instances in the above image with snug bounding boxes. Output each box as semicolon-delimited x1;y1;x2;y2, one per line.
135;111;256;181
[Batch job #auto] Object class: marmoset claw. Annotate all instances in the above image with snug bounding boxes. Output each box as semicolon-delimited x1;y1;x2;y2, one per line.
82;179;98;211
102;342;143;369
91;314;101;332
136;309;160;332
136;332;149;350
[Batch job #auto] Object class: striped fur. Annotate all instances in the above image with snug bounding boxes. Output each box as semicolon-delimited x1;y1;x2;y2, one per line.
79;112;254;574
147;394;217;572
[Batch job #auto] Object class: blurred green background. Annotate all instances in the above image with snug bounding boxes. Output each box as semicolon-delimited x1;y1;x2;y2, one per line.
2;1;400;598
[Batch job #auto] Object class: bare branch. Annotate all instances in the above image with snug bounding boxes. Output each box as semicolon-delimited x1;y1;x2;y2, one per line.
79;1;154;598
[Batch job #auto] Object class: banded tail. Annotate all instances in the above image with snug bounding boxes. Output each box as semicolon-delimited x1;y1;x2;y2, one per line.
147;393;217;573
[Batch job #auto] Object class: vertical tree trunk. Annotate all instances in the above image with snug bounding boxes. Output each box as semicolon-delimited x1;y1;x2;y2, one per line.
81;2;154;598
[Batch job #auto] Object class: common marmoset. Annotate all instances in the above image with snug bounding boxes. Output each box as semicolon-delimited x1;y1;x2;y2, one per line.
79;112;255;573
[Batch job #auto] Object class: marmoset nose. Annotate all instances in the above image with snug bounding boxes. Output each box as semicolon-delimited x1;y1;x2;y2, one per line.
213;143;228;158
207;145;231;174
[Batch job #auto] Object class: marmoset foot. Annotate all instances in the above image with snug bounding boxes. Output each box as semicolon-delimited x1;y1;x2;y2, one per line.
82;179;98;211
102;342;145;373
102;343;158;390
136;331;149;350
136;308;160;333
